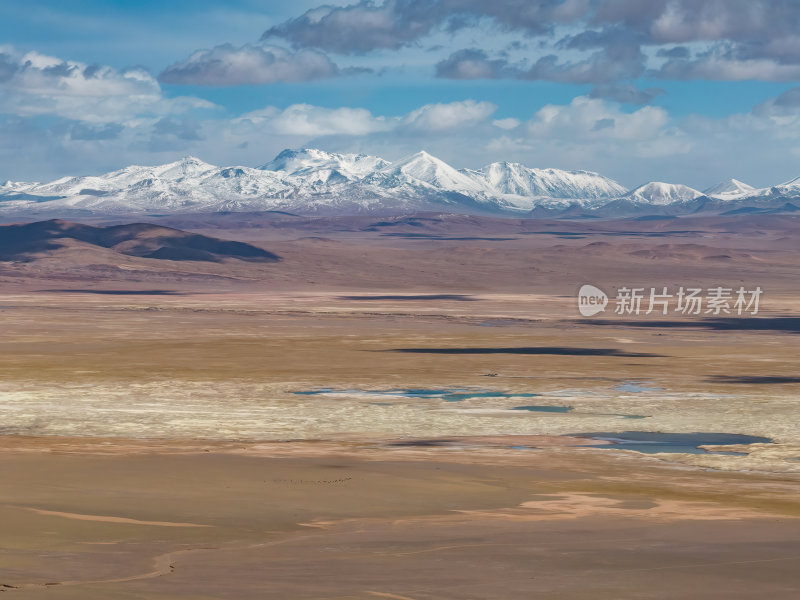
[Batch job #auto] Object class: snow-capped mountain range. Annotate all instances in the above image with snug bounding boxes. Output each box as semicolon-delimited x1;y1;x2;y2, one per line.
1;148;799;218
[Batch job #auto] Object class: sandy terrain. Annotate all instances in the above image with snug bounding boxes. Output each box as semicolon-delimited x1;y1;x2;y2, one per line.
1;213;799;598
0;440;798;599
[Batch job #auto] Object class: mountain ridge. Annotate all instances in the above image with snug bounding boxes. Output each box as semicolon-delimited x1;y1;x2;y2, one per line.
1;149;798;219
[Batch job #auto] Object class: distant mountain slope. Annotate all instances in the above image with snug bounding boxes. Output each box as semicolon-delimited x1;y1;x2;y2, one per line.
623;182;704;206
366;151;489;193
473;161;625;199
704;178;755;199
261;148;389;183
1;149;799;218
0;220;280;263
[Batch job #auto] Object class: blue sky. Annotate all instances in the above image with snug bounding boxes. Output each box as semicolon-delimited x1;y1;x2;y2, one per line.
2;0;800;189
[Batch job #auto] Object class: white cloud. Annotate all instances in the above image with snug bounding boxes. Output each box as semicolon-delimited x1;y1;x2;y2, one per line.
656;54;800;82
229;100;496;139
235;104;391;136
527;96;669;141
159;44;344;86
0;47;217;123
12;51;159;96
402;100;497;131
493;117;521;130
263;0;800;88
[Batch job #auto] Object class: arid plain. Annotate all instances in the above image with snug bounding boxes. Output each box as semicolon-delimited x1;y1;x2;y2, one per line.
1;212;799;599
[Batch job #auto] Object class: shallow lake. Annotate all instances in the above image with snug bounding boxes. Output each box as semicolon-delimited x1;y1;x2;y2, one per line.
293;388;543;403
573;431;772;455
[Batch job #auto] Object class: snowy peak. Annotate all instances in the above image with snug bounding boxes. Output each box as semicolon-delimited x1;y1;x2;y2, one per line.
152;156;217;180
0;180;33;192
475;161;626;199
624;182;704;206
107;156;216;182
368;151;487;193
260;148;388;182
18;156;220;198
704;178;755;198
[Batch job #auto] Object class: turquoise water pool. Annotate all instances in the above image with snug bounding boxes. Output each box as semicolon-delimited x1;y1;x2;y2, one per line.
573;431;771;455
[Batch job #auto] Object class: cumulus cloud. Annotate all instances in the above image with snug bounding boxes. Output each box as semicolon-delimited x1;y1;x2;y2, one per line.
435;43;659;104
234;104;392;137
262;0;577;55
645;0;800;44
493;117;521;130
436;43;645;86
159;44;350;86
653;44;800;81
265;0;800;52
613;1;800;81
262;0;446;54
434;25;655;104
5;50;158;97
527;50;643;84
402;100;496;131
262;0;800;86
228;100;497;138
0;47;215;122
435;49;513;79
526;95;669;142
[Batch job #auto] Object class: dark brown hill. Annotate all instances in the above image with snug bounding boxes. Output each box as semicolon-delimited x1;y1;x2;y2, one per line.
0;219;280;263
